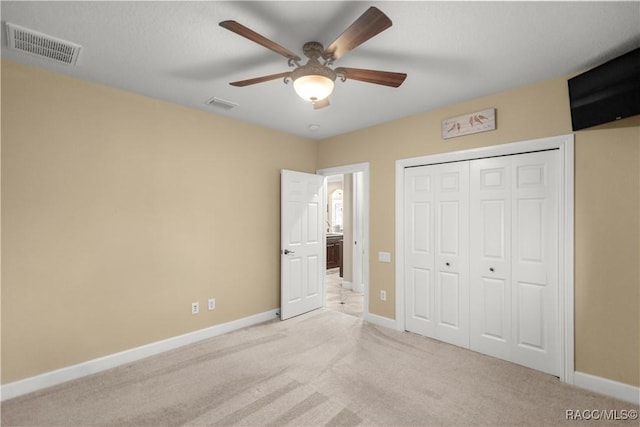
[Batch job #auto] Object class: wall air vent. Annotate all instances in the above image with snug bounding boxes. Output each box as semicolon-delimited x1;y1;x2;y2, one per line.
6;22;82;66
206;97;238;111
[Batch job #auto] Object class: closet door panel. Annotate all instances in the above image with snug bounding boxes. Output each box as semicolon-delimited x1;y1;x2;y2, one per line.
481;277;508;339
469;157;512;360
511;151;559;376
516;281;544;349
412;267;432;320
439;271;460;327
434;163;469;347
404;168;436;336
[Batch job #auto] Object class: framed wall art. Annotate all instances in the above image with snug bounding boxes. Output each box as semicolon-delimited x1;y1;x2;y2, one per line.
442;108;496;139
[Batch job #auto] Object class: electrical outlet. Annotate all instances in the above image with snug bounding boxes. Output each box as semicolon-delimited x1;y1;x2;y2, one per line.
380;290;387;301
208;298;215;311
191;302;199;315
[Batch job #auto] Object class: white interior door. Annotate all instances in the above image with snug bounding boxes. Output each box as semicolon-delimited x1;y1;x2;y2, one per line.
281;170;325;320
405;150;559;376
404;166;436;337
511;151;559;376
469;157;513;360
397;136;572;382
434;162;469;347
404;162;469;346
469;151;559;376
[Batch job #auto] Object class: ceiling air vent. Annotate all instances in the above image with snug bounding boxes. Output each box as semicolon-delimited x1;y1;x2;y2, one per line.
206;97;238;111
6;22;81;66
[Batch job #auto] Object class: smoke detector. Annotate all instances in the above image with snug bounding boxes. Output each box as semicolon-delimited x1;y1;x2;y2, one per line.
6;22;82;66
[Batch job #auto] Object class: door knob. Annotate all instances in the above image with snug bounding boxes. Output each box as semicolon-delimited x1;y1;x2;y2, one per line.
446;262;450;267
283;249;295;255
489;267;495;272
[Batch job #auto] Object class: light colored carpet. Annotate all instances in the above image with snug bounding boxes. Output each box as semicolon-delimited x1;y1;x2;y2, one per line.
325;268;363;318
2;309;638;426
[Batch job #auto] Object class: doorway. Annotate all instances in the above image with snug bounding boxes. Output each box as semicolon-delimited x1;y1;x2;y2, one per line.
324;173;363;317
317;163;370;319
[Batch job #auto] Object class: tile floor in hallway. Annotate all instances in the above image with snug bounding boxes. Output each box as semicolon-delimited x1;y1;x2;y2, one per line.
325;268;363;317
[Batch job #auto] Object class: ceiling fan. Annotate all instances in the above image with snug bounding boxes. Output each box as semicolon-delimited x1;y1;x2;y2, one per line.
219;7;407;109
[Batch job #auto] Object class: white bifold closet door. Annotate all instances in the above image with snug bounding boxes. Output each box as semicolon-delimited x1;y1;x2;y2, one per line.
468;156;512;362
404;161;469;348
470;150;559;376
405;150;559;376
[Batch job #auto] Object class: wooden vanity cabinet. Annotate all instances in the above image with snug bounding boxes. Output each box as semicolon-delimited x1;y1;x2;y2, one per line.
326;235;343;277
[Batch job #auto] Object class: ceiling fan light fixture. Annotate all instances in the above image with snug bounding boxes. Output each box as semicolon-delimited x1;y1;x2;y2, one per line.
291;56;336;102
293;74;334;102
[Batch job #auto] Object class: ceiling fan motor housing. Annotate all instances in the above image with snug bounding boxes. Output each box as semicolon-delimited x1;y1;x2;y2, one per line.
302;41;324;59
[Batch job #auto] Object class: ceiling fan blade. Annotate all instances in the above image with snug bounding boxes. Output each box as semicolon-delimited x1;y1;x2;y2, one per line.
322;7;392;61
229;71;291;87
313;97;330;110
335;67;407;87
219;20;301;62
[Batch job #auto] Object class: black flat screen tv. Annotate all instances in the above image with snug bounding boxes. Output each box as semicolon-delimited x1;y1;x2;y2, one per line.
568;47;640;131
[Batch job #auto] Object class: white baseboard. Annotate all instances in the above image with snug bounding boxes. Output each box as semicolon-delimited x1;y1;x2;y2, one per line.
341;281;353;290
363;312;396;330
0;309;280;401
574;371;640;405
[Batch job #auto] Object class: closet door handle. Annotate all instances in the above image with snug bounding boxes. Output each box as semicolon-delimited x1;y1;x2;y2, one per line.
489;267;495;272
446;262;450;267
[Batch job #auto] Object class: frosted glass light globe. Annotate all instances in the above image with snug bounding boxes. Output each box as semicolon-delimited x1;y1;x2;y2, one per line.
293;75;334;101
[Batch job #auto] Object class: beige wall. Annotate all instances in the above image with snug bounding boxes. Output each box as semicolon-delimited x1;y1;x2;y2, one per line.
1;61;317;383
317;76;640;388
2;60;639;390
574;120;639;387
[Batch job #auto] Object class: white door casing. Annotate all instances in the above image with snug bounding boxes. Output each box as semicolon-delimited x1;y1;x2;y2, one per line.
281;169;325;320
352;172;365;294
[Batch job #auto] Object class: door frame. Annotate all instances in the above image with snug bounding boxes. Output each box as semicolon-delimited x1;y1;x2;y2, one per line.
317;163;370;319
394;135;574;383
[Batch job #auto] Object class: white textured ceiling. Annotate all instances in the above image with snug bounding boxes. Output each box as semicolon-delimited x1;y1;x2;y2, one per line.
2;1;639;139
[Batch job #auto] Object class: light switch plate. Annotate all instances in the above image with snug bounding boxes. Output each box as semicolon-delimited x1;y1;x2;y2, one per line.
378;252;391;263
